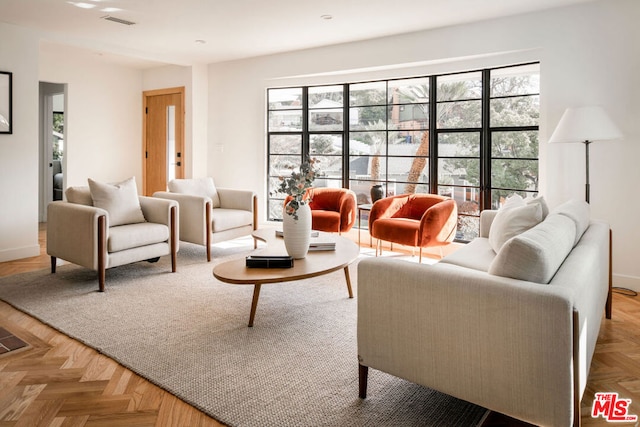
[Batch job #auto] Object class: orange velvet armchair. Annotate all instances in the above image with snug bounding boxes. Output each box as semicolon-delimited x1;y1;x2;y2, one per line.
285;187;357;234
369;194;458;262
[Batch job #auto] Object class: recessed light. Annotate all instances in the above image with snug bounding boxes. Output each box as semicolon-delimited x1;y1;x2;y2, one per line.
195;40;207;44
101;7;122;12
68;2;97;9
320;14;333;20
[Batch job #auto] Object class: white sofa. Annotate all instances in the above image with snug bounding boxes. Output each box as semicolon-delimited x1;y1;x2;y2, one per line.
357;199;612;427
154;178;257;261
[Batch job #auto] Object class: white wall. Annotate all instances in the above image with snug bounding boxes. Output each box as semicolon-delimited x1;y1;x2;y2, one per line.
208;0;640;290
0;23;40;261
191;64;209;179
39;49;144;189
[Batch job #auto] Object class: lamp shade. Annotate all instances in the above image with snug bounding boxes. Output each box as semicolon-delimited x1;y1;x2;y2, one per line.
548;105;623;143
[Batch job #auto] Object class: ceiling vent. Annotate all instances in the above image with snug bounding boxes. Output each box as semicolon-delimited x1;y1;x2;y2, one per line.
101;15;136;26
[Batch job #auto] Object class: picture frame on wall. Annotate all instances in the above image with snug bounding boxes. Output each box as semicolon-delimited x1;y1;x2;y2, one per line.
0;71;13;134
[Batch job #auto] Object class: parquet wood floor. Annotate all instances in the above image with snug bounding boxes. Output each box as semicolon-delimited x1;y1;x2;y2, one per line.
0;225;222;427
0;225;638;426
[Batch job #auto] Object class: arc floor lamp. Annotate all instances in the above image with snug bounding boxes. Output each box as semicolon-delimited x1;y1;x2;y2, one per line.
548;105;623;203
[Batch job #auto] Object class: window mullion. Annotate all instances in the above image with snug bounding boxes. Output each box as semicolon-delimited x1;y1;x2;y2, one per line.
429;75;437;194
481;69;491;211
302;87;309;160
343;83;349;188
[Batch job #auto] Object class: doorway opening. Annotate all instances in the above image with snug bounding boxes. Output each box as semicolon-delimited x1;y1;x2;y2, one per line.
39;82;66;222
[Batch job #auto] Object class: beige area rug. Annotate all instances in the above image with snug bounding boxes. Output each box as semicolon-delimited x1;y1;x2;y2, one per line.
0;238;489;427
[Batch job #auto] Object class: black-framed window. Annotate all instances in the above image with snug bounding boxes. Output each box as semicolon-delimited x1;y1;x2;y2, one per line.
267;63;540;241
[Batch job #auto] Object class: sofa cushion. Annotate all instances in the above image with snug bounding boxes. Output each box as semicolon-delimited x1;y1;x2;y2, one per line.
488;214;576;284
169;177;221;208
211;208;253;233
488;195;543;253
551;199;590;246
108;222;169;252
88;177;146;226
440;237;496;272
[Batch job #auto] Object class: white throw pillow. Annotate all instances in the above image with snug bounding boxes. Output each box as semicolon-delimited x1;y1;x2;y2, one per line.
551;199;591;246
488;194;543;253
525;194;549;219
489;214;576;284
168;177;221;208
88;177;146;226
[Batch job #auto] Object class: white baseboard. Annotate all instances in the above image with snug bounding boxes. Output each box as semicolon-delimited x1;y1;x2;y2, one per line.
0;245;41;263
613;274;640;293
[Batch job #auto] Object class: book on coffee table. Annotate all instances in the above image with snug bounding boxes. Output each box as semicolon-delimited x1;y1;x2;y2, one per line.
275;230;319;238
308;237;336;251
246;255;294;268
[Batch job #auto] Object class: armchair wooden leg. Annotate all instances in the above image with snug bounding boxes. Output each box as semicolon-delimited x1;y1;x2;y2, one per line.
98;215;106;292
170;206;177;273
419;247;422;264
98;268;106;293
359;364;369;399
206;202;212;262
51;256;57;274
169;206;180;273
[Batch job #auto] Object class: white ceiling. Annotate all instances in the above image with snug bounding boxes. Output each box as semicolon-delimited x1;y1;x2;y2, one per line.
1;0;596;68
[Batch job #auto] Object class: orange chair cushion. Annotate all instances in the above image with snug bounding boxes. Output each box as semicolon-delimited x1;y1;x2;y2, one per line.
371;218;420;247
312;210;341;233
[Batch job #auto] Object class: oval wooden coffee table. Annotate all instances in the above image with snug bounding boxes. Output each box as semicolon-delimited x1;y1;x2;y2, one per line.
213;228;360;327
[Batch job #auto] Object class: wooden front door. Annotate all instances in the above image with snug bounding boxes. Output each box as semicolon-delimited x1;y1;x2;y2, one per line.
143;87;185;196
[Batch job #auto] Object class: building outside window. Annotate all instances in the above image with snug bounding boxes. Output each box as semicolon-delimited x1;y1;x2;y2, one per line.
267;62;539;241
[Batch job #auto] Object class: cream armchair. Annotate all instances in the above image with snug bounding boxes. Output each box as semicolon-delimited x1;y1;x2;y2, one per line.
47;180;178;292
154;178;257;262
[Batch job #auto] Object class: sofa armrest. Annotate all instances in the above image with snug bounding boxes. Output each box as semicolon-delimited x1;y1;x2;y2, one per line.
154;191;209;245
47;201;107;270
479;209;498;238
217;188;256;212
139;196;177;226
357;257;575;427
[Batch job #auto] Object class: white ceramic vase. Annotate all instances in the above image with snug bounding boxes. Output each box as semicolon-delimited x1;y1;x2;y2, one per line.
282;201;311;259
